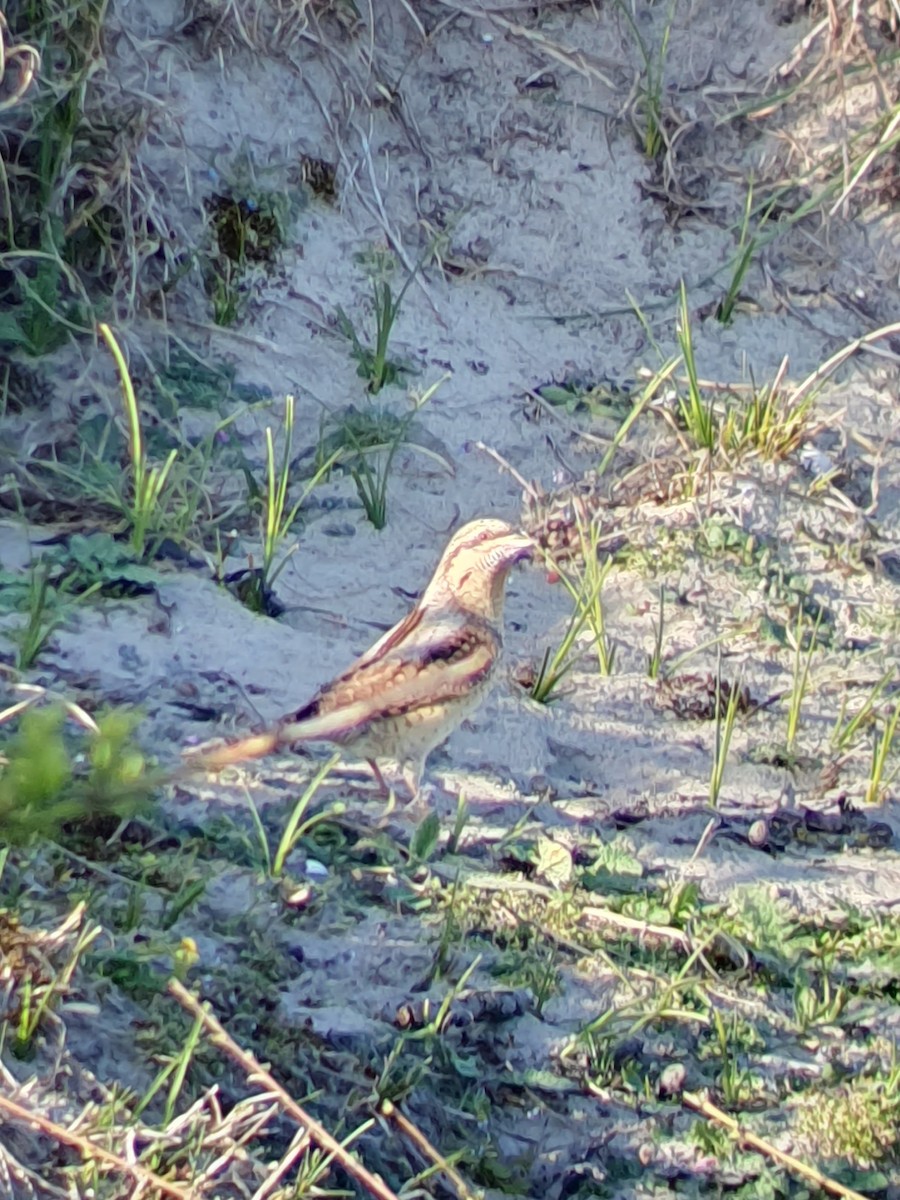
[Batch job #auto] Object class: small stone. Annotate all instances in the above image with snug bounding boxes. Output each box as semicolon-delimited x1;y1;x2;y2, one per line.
658;1062;687;1097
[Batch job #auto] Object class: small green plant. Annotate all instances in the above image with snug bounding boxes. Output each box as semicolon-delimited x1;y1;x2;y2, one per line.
864;701;900;806
336;246;420;393
709;1008;758;1106
721;358;815;462
239;394;340;613
11;565;58;669
830;672;892;752
99;323;178;558
615;0;676;160
409;809;441;868
322;375;448;531
8;904;102;1059
797;1074;900;1167
709;653;742;808
785;603;823;753
647;586;666;679
676;281;715;450
132;1010;205;1124
446;792;470;856
529;570;608;704
205;254;244;327
715;182;776;326
529;513;616;702
791;970;847;1033
0;704;157;845
244;753;342;878
347;415;413;530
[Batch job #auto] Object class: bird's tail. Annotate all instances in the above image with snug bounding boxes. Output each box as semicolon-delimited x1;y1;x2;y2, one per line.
186;728;282;770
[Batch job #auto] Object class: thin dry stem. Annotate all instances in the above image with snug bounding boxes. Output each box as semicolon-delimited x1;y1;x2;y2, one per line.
0;1095;195;1200
683;1092;872;1200
168;979;401;1200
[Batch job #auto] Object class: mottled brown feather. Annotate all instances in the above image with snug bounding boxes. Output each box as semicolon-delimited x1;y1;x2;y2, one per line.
280;621;499;743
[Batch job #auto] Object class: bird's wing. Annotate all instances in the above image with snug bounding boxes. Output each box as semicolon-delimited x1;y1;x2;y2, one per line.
277;622;499;745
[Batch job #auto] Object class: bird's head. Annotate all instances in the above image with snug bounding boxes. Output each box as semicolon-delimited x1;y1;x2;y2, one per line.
421;518;534;618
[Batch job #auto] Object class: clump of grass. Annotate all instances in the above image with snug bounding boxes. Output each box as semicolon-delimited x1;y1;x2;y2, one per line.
830;672;892;752
615;0;677;161
1;901;102;1059
336;246;419;393
315;376;450;531
236;394;340;613
528;517;616;703
0;5;178;380
244;752;342;878
5;561;102;669
721;357;816;462
785;602;824;753
708;652;743;809
864;701;900;806
94;323;178;558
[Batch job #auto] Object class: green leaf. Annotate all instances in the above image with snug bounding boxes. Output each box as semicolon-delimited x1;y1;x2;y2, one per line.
409;809;440;865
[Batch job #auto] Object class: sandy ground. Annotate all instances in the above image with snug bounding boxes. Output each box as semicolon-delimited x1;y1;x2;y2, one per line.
2;0;900;1195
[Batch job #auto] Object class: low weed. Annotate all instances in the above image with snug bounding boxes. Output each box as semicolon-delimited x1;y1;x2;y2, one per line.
796;1071;900;1167
0;703;157;845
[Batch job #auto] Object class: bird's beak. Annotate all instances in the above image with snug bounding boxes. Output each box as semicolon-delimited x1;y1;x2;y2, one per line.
510;531;535;563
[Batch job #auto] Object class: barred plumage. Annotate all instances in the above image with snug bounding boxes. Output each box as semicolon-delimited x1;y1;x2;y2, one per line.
190;519;533;797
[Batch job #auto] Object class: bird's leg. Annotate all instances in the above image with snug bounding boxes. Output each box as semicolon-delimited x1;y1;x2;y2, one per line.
401;759;426;806
367;758;392;797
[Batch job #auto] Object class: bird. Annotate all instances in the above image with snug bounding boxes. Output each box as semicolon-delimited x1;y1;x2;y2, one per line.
190;518;534;798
